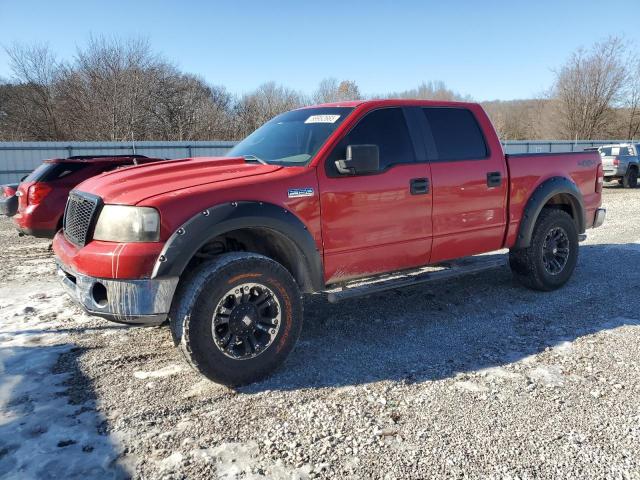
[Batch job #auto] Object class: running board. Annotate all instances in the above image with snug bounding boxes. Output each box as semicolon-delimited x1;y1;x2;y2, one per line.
325;255;507;303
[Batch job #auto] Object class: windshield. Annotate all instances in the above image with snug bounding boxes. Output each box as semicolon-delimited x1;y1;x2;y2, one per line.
227;107;354;165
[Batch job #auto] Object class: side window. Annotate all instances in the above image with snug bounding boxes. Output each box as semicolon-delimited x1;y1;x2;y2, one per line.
423;108;488;161
327;108;415;175
39;163;86;181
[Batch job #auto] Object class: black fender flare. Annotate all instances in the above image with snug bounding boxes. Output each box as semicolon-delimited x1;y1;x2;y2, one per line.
514;176;586;249
151;201;324;292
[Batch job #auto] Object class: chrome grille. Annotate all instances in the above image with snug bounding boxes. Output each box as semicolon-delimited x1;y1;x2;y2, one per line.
63;192;101;246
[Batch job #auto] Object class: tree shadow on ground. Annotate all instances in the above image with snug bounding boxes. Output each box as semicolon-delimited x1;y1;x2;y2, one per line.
0;344;132;479
240;242;640;393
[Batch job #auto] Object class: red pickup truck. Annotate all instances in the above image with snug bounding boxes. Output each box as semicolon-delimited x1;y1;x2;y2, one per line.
53;100;605;386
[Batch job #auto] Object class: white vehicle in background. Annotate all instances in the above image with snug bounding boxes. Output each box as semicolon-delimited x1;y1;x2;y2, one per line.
597;143;639;188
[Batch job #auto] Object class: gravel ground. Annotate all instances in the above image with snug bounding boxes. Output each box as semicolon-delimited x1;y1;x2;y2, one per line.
1;184;640;479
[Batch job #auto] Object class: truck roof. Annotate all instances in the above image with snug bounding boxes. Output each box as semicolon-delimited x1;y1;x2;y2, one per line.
302;99;479;109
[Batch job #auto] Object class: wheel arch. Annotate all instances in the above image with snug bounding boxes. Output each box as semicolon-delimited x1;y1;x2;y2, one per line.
514;176;585;249
151;201;324;293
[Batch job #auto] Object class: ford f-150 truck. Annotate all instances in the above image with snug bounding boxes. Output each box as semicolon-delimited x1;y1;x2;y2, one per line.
53;100;606;386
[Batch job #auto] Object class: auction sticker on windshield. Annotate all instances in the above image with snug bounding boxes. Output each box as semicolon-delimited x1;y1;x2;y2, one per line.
304;114;341;124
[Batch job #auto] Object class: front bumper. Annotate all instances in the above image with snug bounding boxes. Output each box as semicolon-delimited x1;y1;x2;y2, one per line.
13;211;58;238
56;262;179;325
15;225;58;238
592;208;606;229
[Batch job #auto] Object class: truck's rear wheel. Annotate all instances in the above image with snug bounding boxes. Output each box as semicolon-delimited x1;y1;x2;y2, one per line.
169;252;303;386
509;209;578;291
622;168;638;188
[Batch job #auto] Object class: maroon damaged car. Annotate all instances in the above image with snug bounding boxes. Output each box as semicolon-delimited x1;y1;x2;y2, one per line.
14;155;164;238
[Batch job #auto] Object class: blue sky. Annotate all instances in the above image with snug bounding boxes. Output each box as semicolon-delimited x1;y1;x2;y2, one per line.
1;0;638;101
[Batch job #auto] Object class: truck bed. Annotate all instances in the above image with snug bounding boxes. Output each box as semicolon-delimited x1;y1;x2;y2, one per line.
505;151;601;247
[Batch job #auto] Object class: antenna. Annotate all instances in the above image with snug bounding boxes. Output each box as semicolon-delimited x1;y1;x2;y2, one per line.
131;131;137;165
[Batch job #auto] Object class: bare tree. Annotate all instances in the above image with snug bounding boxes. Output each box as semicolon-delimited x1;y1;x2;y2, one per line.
313;78;361;103
3;35;640;143
623;60;640;140
59;36;162;141
383;81;468;101
4;43;63;139
482;98;552;140
233;82;304;138
552;37;628;140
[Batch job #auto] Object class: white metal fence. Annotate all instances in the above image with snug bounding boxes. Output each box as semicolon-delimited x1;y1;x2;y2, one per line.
0;139;630;184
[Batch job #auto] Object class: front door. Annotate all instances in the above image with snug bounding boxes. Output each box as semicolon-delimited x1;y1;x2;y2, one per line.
318;107;433;284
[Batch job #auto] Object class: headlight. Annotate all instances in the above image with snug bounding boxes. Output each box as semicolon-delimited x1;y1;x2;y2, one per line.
93;205;160;242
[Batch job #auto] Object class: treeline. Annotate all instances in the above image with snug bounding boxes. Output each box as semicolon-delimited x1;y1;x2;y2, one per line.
479;37;639;141
0;36;638;142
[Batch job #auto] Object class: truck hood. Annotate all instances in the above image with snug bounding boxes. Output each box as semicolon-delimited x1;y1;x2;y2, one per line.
75;157;282;204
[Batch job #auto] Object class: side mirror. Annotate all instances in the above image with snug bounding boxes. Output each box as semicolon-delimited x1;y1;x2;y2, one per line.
335;145;379;175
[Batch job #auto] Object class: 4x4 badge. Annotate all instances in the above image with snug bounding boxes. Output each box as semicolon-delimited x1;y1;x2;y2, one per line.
288;188;314;198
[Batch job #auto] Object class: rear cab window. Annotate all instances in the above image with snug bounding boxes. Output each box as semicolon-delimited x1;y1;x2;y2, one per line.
599;146;629;157
422;108;488;161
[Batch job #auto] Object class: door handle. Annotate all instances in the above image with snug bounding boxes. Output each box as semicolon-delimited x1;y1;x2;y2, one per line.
487;171;502;187
410;178;429;195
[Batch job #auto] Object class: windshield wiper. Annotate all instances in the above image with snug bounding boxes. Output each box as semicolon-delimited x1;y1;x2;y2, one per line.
242;155;268;165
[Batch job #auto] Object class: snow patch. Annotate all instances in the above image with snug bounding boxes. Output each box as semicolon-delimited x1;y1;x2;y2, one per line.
528;365;565;387
160;451;185;469
182;378;225;398
187;441;311;479
453;381;489;393
553;341;574;355
0;281;130;478
133;364;184;379
477;366;524;381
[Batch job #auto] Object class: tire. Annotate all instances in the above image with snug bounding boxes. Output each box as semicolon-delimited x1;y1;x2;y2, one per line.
509;208;579;291
622;168;638;188
169;252;303;386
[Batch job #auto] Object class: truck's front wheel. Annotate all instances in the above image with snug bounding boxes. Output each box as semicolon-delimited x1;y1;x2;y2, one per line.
169;252;303;386
509;208;578;291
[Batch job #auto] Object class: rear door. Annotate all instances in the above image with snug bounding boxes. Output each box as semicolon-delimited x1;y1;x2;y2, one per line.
419;107;508;263
617;146;632;171
318;107;433;283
